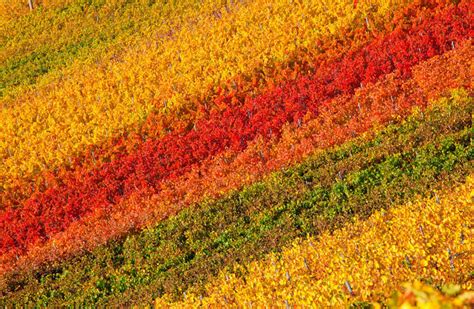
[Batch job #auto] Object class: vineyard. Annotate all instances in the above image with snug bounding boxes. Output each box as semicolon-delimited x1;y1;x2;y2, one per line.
0;0;472;307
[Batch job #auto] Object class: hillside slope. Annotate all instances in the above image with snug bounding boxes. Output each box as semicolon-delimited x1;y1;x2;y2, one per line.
0;0;472;306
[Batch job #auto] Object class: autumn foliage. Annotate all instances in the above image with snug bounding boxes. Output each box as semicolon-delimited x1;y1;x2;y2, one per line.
1;2;471;259
1;88;472;305
0;0;472;306
2;41;471;276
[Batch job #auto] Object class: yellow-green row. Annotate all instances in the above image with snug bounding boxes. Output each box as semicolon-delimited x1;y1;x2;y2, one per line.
157;176;473;307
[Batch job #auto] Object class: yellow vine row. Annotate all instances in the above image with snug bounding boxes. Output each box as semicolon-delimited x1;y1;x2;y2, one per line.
156;176;473;307
0;0;413;190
